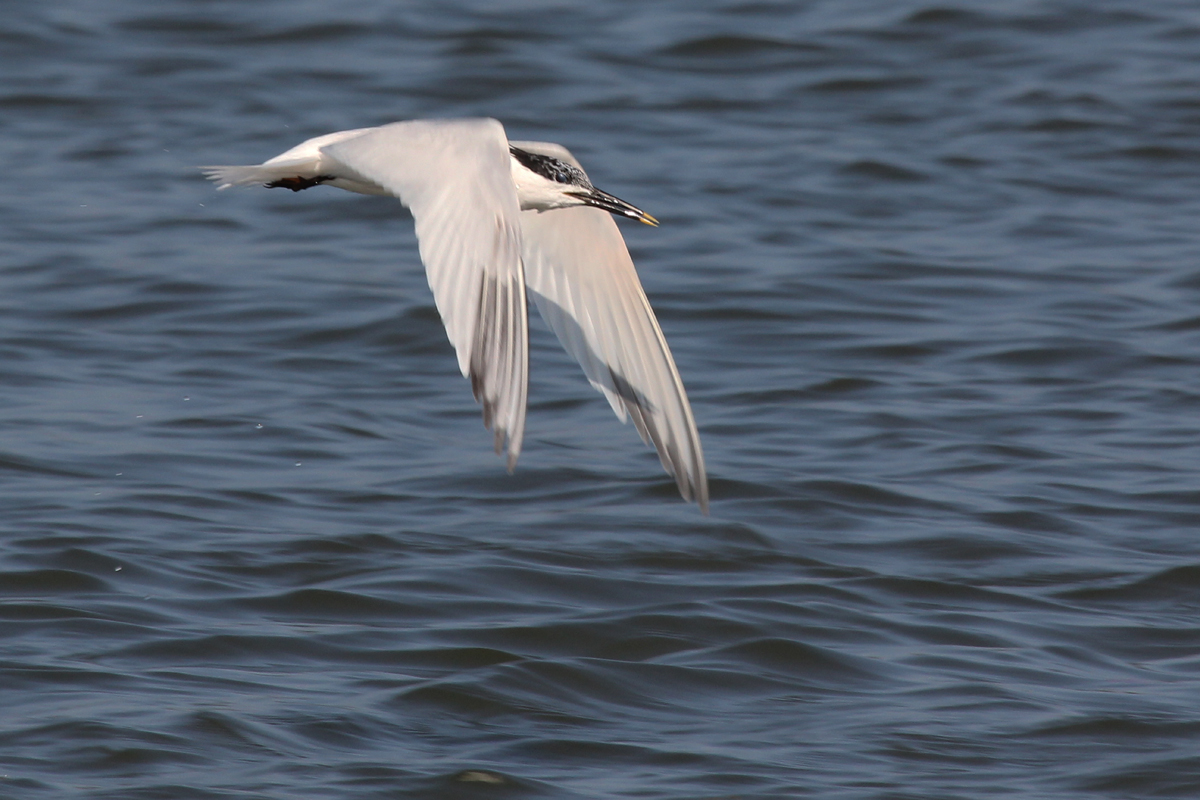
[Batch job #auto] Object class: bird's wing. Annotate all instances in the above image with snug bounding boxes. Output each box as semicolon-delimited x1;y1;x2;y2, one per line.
323;119;528;468
511;141;708;511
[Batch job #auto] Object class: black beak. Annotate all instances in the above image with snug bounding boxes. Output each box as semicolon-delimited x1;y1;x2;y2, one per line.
568;188;659;226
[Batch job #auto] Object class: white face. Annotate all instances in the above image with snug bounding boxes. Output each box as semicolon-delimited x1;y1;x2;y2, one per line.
509;157;588;212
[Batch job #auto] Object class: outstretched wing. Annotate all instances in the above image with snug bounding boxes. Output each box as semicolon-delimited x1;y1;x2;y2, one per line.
511;141;708;511
325;119;528;468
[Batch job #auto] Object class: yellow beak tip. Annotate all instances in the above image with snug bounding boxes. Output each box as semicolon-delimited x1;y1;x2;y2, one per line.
640;214;660;227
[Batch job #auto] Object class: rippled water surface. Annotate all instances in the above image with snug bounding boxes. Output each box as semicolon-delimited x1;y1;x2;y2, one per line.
5;1;1200;798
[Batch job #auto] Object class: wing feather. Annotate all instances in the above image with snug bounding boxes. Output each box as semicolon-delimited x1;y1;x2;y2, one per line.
512;143;707;510
324;119;528;467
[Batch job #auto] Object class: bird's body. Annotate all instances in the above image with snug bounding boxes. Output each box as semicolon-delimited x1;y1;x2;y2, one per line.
202;118;707;511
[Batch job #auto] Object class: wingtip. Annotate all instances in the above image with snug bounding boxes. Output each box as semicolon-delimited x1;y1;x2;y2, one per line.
687;477;710;514
495;426;522;474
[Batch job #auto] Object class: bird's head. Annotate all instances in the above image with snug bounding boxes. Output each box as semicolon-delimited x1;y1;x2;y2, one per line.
509;146;658;226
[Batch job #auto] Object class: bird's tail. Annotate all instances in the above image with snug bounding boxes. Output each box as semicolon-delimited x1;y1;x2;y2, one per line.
198;160;313;190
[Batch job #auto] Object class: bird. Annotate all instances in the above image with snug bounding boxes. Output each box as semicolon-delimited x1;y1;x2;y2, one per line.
201;118;707;511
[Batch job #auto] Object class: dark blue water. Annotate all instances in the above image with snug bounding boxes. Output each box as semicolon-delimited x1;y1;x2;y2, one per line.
5;1;1200;797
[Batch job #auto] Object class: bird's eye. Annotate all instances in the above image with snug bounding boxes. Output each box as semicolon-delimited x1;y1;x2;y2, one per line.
510;147;587;187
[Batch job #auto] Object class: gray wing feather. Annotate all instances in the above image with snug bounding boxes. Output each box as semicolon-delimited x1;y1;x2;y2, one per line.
324;119;529;468
513;143;708;510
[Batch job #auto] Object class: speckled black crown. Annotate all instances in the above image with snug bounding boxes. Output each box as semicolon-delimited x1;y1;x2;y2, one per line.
509;146;591;188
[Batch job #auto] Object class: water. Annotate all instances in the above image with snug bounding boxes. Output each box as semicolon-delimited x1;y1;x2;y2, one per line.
4;1;1200;797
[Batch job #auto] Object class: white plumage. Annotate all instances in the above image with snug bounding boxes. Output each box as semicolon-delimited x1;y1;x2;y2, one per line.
202;118;707;511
